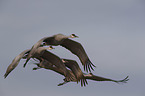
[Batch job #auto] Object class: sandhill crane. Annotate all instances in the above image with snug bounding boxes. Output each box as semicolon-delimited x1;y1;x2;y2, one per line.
33;59;87;86
43;34;96;72
58;74;129;86
33;59;129;86
24;46;75;82
4;46;53;78
23;34;77;67
43;34;78;45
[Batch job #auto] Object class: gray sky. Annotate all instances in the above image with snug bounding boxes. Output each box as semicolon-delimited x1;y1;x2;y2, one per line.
0;0;145;96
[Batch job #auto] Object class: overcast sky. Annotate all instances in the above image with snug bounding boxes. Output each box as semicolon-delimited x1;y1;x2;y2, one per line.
0;0;145;96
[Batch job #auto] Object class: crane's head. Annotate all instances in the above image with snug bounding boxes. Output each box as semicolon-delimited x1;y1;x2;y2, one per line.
42;42;47;46
70;34;79;38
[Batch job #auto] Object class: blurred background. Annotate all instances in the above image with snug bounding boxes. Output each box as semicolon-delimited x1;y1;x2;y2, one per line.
0;0;145;96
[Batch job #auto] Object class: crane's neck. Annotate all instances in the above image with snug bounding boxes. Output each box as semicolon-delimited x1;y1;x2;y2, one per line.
54;34;75;41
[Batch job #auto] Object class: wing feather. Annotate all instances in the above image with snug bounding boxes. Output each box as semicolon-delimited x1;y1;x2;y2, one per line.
85;73;129;83
40;50;74;81
4;49;30;78
61;39;96;72
62;59;88;86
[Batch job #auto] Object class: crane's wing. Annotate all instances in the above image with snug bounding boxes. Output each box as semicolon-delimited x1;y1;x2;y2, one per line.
4;49;30;78
23;37;49;68
33;59;76;86
40;50;74;81
61;39;96;72
62;59;88;87
84;73;129;83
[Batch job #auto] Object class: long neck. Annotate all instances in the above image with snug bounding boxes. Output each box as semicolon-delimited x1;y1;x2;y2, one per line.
37;47;49;52
54;34;70;41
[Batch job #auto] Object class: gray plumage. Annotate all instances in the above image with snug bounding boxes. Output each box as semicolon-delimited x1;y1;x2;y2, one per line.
5;33;129;87
84;73;129;83
33;59;86;86
43;34;78;45
33;59;129;86
24;34;77;67
39;50;74;82
31;46;54;59
62;59;88;86
4;47;53;78
43;34;96;72
23;37;49;67
60;39;96;72
4;49;30;78
23;45;74;81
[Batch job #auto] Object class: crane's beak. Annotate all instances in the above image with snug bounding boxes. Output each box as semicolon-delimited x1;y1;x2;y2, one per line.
75;35;79;38
71;34;79;38
48;46;55;50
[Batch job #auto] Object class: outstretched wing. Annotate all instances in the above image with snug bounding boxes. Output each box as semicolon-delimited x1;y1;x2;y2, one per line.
40;50;74;82
85;73;129;83
4;49;30;78
61;39;96;72
23;37;48;67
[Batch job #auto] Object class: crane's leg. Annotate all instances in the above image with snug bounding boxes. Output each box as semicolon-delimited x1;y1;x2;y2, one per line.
57;81;69;86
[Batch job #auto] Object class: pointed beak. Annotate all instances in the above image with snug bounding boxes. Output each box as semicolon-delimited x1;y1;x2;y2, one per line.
49;46;55;50
75;35;79;38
